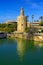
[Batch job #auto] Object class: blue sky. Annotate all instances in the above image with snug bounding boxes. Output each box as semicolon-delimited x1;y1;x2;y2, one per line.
0;0;43;23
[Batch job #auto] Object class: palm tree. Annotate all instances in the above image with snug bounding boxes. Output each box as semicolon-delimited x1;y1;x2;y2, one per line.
37;20;39;22
39;16;43;21
32;15;34;22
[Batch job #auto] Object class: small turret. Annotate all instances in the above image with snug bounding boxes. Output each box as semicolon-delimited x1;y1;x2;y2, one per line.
20;8;24;16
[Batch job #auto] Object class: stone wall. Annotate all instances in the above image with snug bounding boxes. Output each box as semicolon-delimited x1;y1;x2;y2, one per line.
7;33;43;42
34;36;43;41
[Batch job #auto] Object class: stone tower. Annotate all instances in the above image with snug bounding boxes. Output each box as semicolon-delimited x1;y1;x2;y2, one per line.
17;8;27;33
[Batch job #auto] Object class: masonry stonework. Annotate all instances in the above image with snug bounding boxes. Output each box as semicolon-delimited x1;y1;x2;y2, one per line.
17;8;27;32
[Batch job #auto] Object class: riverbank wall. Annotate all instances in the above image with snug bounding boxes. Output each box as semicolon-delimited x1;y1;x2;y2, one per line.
7;33;43;42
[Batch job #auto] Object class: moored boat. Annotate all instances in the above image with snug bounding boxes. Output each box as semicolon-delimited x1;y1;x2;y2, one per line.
0;32;7;38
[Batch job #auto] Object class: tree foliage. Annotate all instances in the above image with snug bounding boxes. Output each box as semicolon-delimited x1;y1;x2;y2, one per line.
39;20;43;26
0;23;17;33
41;30;43;33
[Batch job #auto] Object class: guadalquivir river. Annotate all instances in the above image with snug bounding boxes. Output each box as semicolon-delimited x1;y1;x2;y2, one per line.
0;38;43;65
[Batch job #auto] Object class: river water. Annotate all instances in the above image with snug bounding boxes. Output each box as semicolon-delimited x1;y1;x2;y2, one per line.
0;38;43;65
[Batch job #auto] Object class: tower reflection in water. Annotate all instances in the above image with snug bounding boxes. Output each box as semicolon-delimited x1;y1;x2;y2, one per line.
16;39;35;61
16;39;26;61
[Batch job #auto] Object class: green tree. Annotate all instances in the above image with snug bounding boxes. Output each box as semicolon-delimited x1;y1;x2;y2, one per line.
41;30;43;33
39;20;43;26
0;23;17;33
39;16;43;21
32;15;34;22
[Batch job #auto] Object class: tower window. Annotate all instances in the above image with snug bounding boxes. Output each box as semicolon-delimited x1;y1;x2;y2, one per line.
21;24;23;26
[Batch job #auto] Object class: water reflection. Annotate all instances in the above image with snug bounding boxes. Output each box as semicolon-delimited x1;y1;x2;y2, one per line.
0;39;6;45
34;41;43;48
16;39;26;61
0;38;43;65
16;39;36;61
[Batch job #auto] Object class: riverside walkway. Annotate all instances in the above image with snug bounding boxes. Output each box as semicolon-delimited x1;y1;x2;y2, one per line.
34;33;43;36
